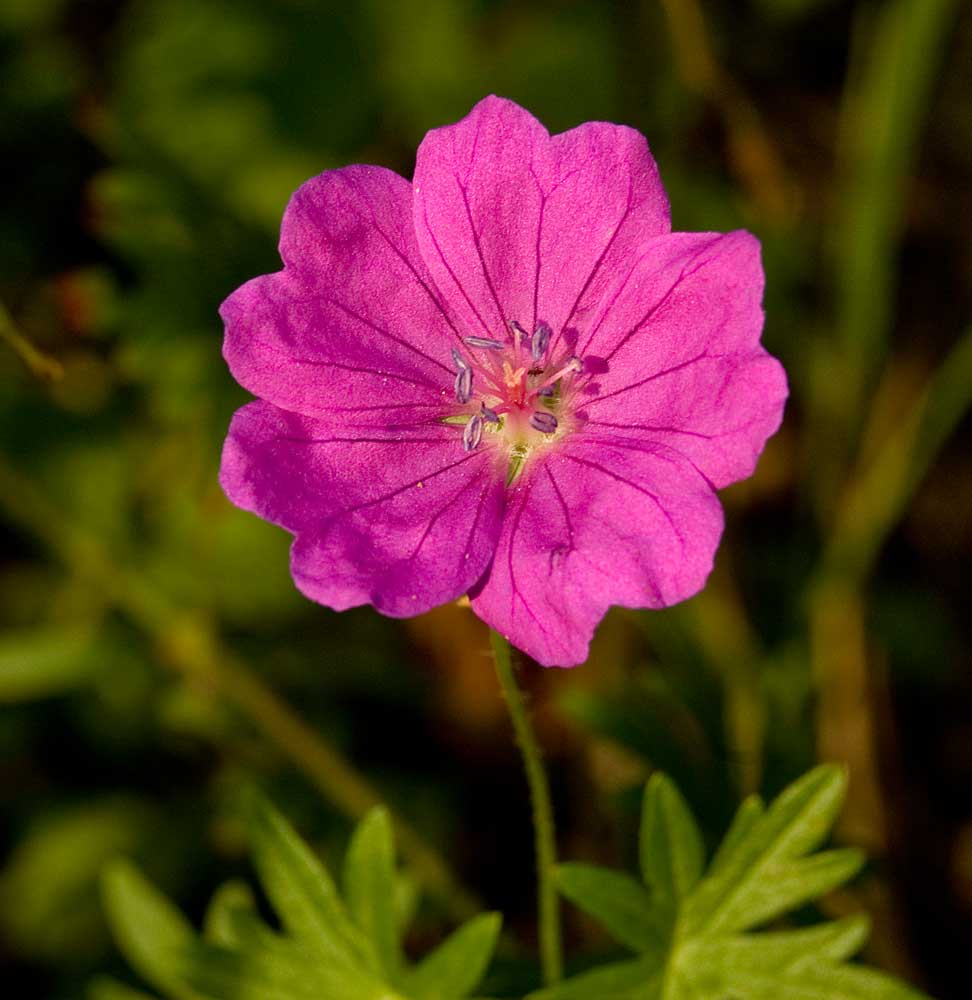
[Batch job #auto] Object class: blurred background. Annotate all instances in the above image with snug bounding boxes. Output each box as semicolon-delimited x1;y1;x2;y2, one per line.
1;0;970;996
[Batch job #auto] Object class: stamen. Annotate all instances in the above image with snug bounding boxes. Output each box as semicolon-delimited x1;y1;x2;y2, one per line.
531;322;551;361
481;404;500;423
509;319;528;344
454;366;473;403
536;385;554;397
463;413;484;451
451;348;470;371
536;355;584;392
530;411;558;434
464;336;505;351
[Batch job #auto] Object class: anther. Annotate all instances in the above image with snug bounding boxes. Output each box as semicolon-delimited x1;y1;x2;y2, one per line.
567;355;584;373
531;322;551;361
536;386;554;398
451;348;469;371
464;336;505;351
530;411;558;434
463;413;484;451
454;366;473;403
481;404;500;423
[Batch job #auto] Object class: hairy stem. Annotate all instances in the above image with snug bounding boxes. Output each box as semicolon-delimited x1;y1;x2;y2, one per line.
490;631;562;985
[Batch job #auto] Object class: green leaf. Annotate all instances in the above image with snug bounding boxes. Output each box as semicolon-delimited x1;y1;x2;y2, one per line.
202;880;257;948
343;806;401;980
555;864;668;958
100;860;203;1000
539;767;930;1000
87;976;161;1000
404;912;502;999
104;794;500;1000
530;958;661;1000
246;791;377;972
639;773;705;904
683;765;849;935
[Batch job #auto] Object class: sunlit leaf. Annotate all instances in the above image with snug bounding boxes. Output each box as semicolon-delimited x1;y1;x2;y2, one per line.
533;766;928;1000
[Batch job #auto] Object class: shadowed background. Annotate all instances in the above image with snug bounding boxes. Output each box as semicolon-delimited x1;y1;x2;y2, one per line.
1;0;970;996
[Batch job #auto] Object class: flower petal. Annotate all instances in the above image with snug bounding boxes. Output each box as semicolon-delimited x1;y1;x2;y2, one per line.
412;95;670;345
220;401;505;616
574;230;786;487
470;438;723;667
221;165;460;424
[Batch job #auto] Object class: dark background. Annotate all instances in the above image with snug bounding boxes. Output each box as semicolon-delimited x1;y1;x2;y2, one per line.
1;0;971;997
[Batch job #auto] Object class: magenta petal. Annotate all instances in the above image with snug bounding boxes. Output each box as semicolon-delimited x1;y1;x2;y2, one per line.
470;438;723;667
220;401;505;616
221;165;458;423
413;95;670;343
575;230;785;487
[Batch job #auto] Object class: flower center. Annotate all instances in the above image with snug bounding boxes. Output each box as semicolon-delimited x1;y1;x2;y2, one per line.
444;320;587;484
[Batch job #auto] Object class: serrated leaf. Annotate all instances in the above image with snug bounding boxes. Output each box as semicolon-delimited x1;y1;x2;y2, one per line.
639;773;704;903
555;864;669;958
344;806;401;980
246;791;377;972
405;912;502;999
100;860;204;1000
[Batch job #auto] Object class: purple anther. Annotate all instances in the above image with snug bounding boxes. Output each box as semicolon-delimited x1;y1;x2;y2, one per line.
464;336;505;351
531;322;551;361
536;386;554;397
530;411;558;434
508;319;529;341
451;347;470;371
463;413;484;451
454;366;473;403
481;404;500;423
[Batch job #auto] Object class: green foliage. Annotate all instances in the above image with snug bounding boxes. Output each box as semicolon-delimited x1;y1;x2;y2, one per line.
102;794;501;1000
535;766;927;1000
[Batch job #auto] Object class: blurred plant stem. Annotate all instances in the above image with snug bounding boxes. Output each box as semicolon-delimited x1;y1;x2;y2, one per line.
0;298;64;381
490;631;562;986
813;0;959;512
657;0;795;227
0;455;481;922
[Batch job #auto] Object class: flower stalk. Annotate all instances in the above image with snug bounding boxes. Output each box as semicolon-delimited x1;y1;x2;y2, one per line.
490;630;563;985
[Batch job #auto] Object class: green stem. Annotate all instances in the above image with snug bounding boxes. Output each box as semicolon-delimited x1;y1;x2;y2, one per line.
490;630;563;985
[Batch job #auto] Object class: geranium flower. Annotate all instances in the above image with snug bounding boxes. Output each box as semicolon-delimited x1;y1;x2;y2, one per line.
219;96;786;667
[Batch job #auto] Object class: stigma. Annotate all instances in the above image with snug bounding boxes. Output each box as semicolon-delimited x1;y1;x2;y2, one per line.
444;319;589;474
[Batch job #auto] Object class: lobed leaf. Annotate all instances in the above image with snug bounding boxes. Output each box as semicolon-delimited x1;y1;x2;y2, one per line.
555;864;669;958
547;766;930;1000
683;765;848;936
639;773;705;905
105;794;501;1000
404;912;502;999
100;860;203;1000
246;791;377;971
343;806;401;980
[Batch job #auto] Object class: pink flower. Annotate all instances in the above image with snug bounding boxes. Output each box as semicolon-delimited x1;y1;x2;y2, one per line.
219;96;786;667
